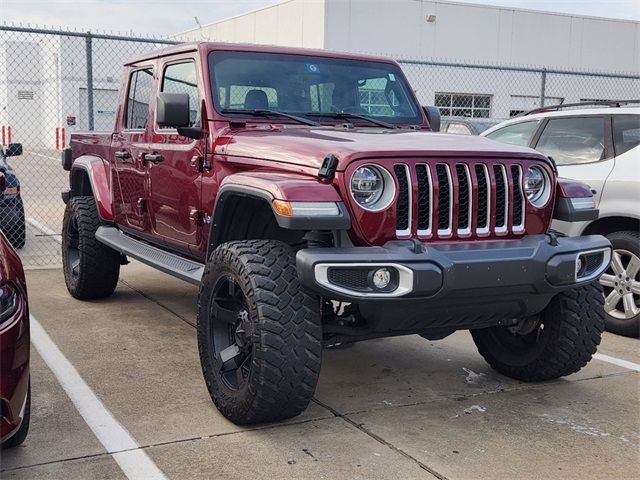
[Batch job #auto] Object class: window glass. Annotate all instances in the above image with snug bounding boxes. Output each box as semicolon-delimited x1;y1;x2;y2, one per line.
485;121;539;146
435;93;491;118
125;68;153;129
208;51;422;125
161;62;200;127
536;117;605;165
613;115;640;156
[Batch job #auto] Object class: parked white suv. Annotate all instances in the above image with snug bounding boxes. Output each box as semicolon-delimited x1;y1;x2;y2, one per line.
482;102;640;337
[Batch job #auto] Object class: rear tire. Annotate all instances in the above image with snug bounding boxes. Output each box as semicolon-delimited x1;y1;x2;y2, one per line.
599;231;640;338
4;198;26;250
197;240;322;425
1;380;30;449
471;282;604;381
62;196;120;299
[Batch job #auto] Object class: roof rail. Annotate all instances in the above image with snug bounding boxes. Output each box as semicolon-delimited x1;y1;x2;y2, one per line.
519;100;640;116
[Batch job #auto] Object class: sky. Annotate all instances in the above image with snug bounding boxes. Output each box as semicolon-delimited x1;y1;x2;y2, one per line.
0;0;638;37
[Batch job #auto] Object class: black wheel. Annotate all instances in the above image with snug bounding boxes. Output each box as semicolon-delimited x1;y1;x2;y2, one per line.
197;240;322;425
1;380;30;449
599;231;640;338
62;196;120;300
471;282;605;382
4;198;26;249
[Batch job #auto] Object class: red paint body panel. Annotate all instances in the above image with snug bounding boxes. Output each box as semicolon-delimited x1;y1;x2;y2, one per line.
556;177;594;198
0;233;29;444
66;43;572;261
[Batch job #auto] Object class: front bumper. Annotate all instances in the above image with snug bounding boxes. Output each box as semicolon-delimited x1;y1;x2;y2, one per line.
297;234;611;331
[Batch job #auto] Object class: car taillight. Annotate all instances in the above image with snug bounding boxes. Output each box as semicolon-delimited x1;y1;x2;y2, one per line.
0;283;18;326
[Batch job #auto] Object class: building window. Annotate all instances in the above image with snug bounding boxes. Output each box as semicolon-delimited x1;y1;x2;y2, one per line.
435;93;491;118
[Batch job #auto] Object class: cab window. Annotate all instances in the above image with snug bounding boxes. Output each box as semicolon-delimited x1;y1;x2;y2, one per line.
485;121;538;146
535;117;605;165
613;115;640;156
125;68;153;129
161;62;200;128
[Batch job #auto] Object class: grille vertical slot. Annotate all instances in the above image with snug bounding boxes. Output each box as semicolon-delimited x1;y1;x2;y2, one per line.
436;164;452;235
511;165;525;231
456;164;471;235
475;164;490;234
493;164;508;232
394;164;411;236
415;164;432;235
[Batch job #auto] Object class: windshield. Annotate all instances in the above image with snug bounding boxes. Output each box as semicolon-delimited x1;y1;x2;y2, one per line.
208;51;423;126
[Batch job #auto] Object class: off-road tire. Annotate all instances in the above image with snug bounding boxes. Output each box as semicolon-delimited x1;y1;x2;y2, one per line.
62;196;120;299
1;380;30;449
602;231;640;338
471;282;605;381
197;240;322;425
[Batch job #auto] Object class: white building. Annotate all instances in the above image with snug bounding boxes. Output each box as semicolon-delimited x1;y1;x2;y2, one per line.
173;0;640;117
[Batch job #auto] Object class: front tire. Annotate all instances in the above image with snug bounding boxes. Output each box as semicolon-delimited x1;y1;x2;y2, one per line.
471;282;605;382
599;231;640;338
62;196;120;300
197;240;322;425
5;198;26;249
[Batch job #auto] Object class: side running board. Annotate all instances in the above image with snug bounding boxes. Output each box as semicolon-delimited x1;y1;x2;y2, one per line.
95;226;204;285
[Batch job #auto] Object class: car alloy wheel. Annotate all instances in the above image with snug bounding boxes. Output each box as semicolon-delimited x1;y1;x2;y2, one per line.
600;249;640;320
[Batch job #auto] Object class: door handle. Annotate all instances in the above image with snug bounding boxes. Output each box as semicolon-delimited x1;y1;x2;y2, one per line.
144;153;163;163
114;150;130;159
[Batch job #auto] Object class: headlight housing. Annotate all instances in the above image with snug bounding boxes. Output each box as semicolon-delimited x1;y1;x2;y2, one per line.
350;165;395;211
524;166;550;207
0;283;19;326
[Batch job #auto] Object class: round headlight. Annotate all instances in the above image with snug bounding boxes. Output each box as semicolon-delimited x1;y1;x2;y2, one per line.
524;166;548;206
350;165;395;211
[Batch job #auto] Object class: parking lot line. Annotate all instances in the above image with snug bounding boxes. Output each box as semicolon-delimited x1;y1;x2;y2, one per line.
26;218;61;241
30;315;168;480
594;353;640;372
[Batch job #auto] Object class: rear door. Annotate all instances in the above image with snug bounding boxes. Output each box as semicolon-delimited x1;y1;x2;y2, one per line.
112;66;154;232
532;115;614;205
146;57;203;248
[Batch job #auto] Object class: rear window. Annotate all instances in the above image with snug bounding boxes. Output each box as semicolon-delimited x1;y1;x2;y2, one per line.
613;115;640;156
125;68;153;129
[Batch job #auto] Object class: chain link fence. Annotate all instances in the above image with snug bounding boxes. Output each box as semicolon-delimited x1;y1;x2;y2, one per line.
1;25;638;267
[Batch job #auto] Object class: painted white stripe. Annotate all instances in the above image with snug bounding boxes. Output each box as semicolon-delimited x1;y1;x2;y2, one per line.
25;151;59;162
30;315;168;480
594;353;640;372
26;217;62;244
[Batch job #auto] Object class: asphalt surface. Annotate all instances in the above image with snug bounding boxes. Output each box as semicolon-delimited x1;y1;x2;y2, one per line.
1;262;638;479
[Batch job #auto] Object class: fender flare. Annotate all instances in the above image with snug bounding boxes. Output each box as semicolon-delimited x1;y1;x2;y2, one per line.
68;155;114;222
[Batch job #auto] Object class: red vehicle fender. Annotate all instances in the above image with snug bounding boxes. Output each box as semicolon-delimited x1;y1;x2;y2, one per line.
69;155;114;222
556;177;594;198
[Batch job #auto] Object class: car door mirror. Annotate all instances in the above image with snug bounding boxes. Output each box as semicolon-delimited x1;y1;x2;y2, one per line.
423;106;441;132
157;93;202;139
6;143;22;157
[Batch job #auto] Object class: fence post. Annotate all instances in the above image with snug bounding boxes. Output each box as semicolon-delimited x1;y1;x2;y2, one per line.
85;31;94;131
539;68;547;107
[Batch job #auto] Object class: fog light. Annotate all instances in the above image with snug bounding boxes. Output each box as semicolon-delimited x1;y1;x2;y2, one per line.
575;257;583;277
372;268;391;289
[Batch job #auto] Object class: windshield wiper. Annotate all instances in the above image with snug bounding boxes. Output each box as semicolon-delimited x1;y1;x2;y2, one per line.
221;108;319;126
306;112;396;129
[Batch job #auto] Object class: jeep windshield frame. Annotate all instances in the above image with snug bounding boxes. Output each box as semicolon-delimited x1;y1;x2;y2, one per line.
207;50;424;127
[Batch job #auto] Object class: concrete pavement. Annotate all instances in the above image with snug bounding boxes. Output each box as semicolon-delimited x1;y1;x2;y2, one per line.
1;263;638;479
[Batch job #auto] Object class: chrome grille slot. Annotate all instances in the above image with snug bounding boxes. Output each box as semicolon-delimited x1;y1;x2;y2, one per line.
415;164;432;235
456;164;471;235
511;165;525;231
436;164;452;235
475;164;490;234
493;164;508;233
394;164;411;236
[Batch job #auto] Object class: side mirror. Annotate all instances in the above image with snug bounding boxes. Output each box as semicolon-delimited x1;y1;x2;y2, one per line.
156;93;202;139
6;143;22;157
0;172;6;194
422;106;441;132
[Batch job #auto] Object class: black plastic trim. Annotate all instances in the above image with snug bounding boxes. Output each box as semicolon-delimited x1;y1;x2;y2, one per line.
553;196;599;222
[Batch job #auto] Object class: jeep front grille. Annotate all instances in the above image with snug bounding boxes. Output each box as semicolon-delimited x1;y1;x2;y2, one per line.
394;161;527;239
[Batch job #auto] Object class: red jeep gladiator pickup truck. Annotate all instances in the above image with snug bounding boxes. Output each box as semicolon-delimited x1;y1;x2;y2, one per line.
61;43;611;425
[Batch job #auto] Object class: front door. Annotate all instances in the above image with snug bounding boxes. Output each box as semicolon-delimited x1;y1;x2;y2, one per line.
146;58;203;248
112;66;154;232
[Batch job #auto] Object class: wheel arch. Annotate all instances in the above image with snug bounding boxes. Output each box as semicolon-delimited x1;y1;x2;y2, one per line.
582;216;640;237
68;155;114;222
